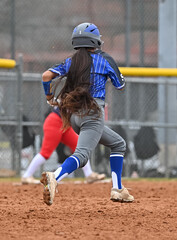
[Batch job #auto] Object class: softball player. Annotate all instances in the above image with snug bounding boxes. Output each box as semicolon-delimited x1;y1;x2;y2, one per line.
41;22;134;205
21;106;105;184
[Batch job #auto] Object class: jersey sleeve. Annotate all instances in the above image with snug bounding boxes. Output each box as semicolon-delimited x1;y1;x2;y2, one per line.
48;58;71;77
104;54;125;89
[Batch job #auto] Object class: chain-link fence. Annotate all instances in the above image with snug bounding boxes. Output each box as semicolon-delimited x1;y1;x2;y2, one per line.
0;59;45;177
0;0;177;178
1;64;177;178
97;77;177;178
0;0;158;71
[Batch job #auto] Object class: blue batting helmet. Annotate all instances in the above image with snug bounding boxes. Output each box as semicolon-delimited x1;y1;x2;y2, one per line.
72;23;102;49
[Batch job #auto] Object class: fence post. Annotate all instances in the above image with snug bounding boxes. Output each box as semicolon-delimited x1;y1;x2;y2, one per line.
16;54;23;176
164;81;169;178
125;82;131;177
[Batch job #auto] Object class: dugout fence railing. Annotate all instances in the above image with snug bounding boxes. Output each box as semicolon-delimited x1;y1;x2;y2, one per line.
0;56;44;176
0;61;177;178
104;78;177;178
96;69;177;179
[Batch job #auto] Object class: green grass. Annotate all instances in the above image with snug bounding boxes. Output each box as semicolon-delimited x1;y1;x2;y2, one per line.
0;177;177;183
123;177;177;182
0;177;21;182
0;177;85;183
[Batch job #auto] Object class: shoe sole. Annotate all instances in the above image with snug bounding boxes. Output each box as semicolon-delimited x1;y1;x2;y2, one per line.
110;198;134;203
40;172;48;186
40;172;53;206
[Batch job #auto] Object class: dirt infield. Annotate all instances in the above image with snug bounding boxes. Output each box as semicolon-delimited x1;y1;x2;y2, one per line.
0;179;177;240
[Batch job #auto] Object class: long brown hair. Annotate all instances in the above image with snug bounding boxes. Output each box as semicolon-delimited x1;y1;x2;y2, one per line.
54;48;101;129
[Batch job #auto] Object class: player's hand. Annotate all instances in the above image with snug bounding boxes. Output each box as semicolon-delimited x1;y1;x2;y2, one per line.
46;95;58;106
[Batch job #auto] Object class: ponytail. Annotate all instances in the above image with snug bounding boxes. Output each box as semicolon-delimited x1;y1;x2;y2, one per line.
54;48;101;129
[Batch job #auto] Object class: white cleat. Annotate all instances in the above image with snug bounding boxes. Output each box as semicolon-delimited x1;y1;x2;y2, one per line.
86;172;106;183
40;172;58;205
21;177;40;185
110;187;134;202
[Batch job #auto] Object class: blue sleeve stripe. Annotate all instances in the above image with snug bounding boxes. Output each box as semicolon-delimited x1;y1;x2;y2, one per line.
98;56;103;73
103;60;106;73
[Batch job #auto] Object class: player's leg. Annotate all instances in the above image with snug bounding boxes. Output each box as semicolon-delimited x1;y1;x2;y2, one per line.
22;113;63;184
99;126;125;189
61;125;105;182
40;113;63;159
40;109;105;205
21;153;46;184
99;126;134;202
54;110;104;178
61;126;78;153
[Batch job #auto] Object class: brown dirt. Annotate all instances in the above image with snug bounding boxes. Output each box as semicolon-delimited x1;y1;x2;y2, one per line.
0;179;177;240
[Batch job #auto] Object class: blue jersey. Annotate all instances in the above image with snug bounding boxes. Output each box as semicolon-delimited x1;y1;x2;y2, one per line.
48;50;125;101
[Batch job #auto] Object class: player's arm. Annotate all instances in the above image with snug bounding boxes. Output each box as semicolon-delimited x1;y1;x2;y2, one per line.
42;70;58;101
108;66;125;91
101;52;125;90
42;70;57;98
42;59;69;104
42;70;57;82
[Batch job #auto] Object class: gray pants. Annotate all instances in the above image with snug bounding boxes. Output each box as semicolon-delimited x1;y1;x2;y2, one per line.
70;100;126;168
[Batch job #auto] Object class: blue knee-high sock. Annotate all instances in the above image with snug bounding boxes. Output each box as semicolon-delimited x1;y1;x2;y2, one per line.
110;154;123;189
54;156;80;182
